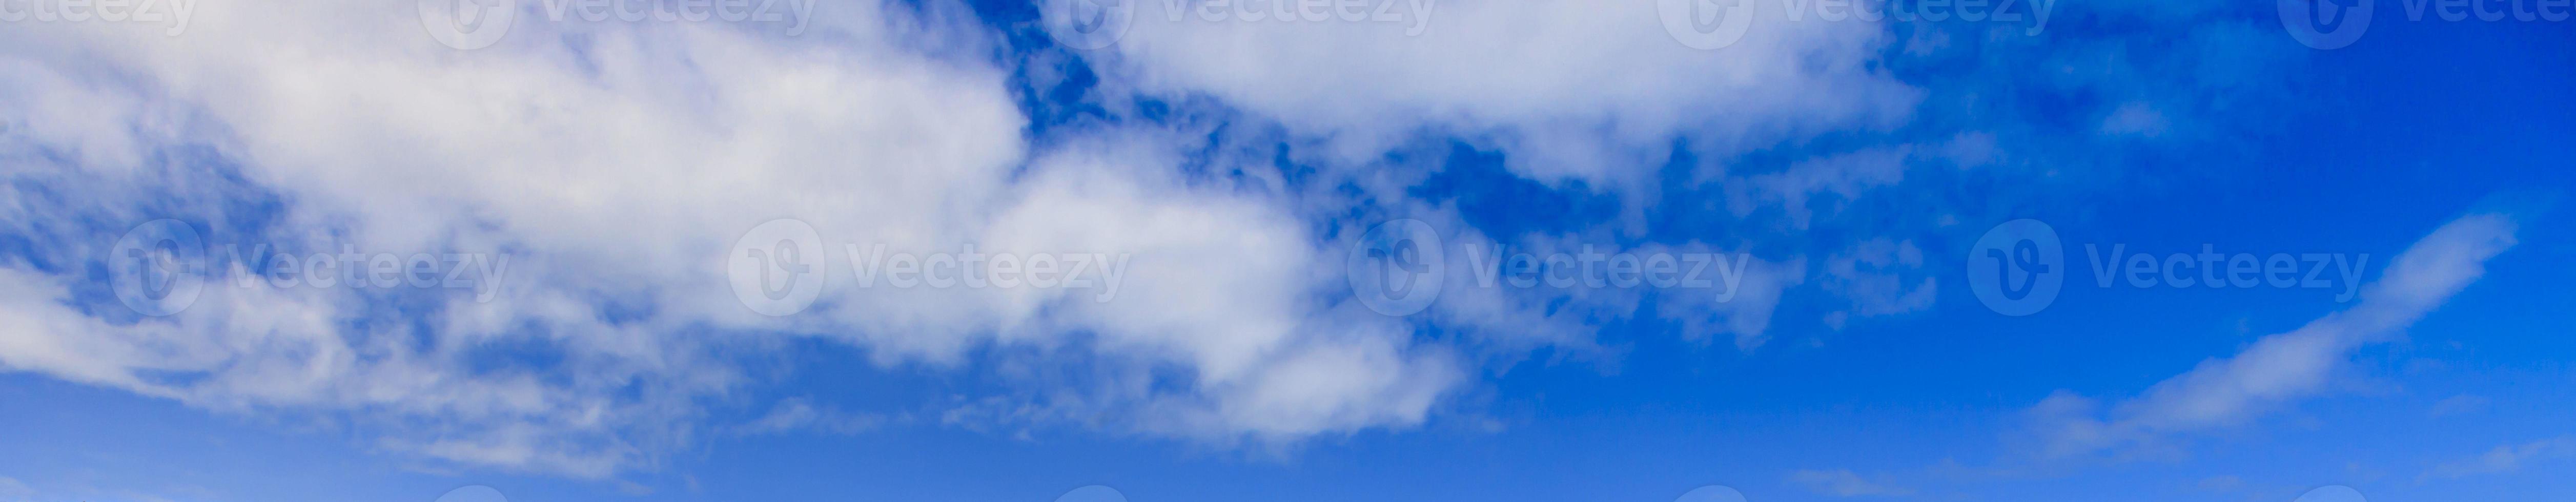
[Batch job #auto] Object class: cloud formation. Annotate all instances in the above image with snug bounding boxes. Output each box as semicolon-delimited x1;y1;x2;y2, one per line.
1056;0;1919;188
2024;213;2521;458
0;0;2303;483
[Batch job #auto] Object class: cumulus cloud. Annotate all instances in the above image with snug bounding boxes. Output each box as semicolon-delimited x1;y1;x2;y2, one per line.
2022;213;2521;458
4;0;1030;477
0;0;1470;477
0;0;2287;484
1050;0;1920;189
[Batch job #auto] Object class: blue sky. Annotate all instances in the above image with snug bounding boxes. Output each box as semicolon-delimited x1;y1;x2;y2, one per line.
1;0;2571;501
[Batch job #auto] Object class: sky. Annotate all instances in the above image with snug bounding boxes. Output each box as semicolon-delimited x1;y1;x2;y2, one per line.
0;0;2572;501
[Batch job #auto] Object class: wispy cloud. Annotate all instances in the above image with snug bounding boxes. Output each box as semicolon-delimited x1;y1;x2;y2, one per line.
2023;213;2521;458
2422;436;2576;482
729;397;884;437
2427;394;2490;418
0;476;32;502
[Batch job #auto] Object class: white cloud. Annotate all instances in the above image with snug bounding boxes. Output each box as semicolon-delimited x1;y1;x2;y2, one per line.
0;476;31;502
2423;436;2576;481
0;0;1468;477
1727;147;1912;229
2024;213;2521;458
2427;394;2489;418
732;397;884;436
0;0;2123;483
1054;0;1920;189
1818;238;1936;330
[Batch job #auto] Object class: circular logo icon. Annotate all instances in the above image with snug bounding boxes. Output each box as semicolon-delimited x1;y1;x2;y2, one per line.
420;0;518;50
434;486;508;502
109;219;205;317
728;218;826;317
1346;219;1444;317
1053;486;1127;502
1658;0;1755;50
2279;0;2371;50
1672;486;1748;502
1044;0;1135;51
1968;218;2063;317
2294;486;2367;502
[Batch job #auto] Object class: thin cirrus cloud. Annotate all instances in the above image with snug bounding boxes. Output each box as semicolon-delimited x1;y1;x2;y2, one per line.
2023;213;2521;459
